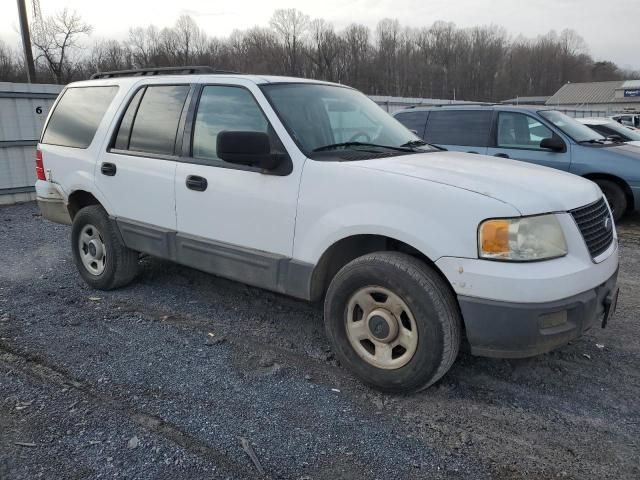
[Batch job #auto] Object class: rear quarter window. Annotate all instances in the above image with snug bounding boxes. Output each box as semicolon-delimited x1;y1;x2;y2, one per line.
41;86;118;148
425;110;493;147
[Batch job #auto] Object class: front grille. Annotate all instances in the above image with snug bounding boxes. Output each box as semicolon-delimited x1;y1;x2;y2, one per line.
570;197;614;258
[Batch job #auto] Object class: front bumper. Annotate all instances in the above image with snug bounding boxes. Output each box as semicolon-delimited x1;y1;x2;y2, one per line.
458;269;619;358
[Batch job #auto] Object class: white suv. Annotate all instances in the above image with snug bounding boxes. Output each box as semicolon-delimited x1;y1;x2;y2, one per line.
35;67;619;392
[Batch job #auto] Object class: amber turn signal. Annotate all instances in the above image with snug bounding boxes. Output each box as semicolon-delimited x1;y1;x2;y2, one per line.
480;219;511;255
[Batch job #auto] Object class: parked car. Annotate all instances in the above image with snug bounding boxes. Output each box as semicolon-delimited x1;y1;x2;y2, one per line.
36;68;619;392
394;105;640;220
611;113;640;129
577;117;640;147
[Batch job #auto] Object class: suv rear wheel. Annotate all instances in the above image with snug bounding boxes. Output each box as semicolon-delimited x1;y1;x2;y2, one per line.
71;205;139;290
324;252;461;393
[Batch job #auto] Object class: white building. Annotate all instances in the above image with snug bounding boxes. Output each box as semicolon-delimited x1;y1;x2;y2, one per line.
546;80;640;114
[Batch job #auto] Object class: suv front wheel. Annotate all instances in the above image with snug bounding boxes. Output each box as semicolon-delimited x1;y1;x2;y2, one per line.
324;252;461;393
71;205;139;290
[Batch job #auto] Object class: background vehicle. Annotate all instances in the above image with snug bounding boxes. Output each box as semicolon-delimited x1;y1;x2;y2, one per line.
395;105;640;220
577;117;640;147
35;68;618;393
611;114;640;129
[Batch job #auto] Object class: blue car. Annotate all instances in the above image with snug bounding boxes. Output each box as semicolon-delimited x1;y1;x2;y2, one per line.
394;105;640;220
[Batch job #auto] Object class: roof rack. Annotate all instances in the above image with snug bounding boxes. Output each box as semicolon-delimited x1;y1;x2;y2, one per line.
90;66;239;80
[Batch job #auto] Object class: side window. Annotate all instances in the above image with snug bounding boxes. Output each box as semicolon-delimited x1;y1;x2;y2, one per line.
425;111;492;147
114;88;144;150
497;112;553;150
114;85;190;156
42;86;118;148
590;125;615;138
192;86;280;162
394;111;428;138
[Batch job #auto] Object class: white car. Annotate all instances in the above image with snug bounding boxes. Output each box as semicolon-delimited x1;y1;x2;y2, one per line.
578;117;640;147
611;113;640;129
35;67;619;392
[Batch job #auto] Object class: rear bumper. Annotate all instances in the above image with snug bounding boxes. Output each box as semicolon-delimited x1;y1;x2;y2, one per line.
35;180;71;225
37;198;71;225
459;269;619;358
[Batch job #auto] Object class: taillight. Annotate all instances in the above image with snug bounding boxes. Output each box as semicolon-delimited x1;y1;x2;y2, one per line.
35;148;46;181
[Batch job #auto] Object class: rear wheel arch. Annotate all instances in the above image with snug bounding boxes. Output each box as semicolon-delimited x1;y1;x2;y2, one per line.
308;234;454;302
67;190;102;220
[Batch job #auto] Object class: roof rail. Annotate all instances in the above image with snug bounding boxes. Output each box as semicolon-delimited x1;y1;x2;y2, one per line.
90;66;239;80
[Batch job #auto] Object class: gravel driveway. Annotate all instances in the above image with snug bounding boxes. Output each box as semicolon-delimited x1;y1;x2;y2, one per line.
1;202;638;479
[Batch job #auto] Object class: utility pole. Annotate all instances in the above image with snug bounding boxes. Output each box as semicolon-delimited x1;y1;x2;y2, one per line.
16;0;37;83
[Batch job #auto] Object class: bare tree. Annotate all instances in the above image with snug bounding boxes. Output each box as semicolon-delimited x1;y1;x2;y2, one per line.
32;9;92;83
2;10;634;101
127;25;161;67
307;19;343;81
269;9;309;75
0;40;23;82
174;15;208;65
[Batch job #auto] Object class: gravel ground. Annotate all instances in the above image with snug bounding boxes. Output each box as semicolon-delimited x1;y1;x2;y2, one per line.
1;202;638;480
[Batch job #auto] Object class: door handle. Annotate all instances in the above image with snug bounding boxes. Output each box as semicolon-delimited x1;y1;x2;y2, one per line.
186;175;208;192
101;162;117;176
494;153;510;159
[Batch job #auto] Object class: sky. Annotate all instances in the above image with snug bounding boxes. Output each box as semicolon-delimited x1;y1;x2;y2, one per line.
2;0;639;70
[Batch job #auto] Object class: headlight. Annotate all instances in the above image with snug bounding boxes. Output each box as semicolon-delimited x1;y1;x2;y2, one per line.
478;214;567;261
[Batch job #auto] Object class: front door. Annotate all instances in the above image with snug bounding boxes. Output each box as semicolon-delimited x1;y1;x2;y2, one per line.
174;84;302;288
486;111;571;171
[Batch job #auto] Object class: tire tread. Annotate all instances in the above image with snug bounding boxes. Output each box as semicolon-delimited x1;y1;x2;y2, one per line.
326;251;461;392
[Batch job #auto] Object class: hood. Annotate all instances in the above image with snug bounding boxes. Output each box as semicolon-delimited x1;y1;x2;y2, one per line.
605;143;640;155
349;151;601;215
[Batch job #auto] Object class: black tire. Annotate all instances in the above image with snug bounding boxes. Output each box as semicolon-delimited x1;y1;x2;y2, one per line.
324;252;461;393
595;179;627;222
71;205;139;290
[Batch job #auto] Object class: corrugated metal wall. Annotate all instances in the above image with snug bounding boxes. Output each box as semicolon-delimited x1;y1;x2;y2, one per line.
0;82;63;204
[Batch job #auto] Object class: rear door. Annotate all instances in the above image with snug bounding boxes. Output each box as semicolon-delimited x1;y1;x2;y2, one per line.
423;110;491;154
486;111;571;171
95;83;192;232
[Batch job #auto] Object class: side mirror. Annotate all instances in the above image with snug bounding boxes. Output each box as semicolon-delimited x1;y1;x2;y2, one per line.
540;136;565;152
217;131;283;170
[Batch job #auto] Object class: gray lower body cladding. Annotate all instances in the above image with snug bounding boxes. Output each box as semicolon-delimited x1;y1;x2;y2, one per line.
458;269;619;358
114;217;314;300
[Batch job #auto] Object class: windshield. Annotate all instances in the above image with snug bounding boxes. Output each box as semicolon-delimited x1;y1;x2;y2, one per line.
261;83;429;155
596;121;640;141
539;110;605;143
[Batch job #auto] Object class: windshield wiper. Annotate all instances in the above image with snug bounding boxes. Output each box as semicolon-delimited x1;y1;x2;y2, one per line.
578;139;606;145
312;142;413;153
400;139;428;148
